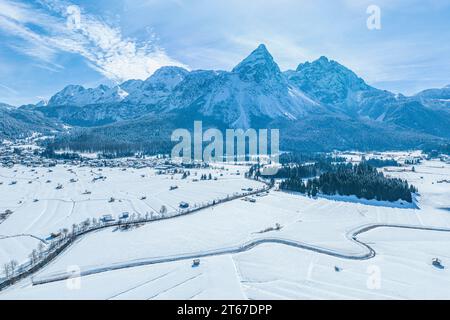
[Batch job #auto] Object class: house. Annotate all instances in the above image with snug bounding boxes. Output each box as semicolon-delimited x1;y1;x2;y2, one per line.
119;212;129;220
179;202;189;209
155;164;174;171
192;259;200;267
47;232;61;241
432;258;444;269
101;214;114;223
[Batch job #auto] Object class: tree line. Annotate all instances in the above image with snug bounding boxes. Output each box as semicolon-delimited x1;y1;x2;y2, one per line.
256;156;347;181
279;152;346;165
364;158;399;168
279;161;417;203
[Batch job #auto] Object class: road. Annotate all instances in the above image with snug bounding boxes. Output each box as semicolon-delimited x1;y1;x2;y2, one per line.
0;179;272;290
31;223;450;286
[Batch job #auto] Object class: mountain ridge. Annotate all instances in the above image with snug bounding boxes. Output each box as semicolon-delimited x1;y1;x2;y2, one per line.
3;44;449;152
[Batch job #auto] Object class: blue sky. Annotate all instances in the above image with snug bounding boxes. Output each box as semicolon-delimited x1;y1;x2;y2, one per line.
0;0;449;106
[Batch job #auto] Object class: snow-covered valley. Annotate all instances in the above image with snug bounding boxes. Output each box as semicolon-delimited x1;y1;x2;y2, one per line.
1;153;449;299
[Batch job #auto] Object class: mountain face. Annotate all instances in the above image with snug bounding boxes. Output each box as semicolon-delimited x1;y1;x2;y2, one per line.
161;45;320;128
42;44;320;129
286;55;400;117
415;85;450;108
47;66;189;108
416;85;450;100
286;56;450;138
6;44;450;152
0;103;62;139
287;56;373;108
232;44;284;83
123;66;189;105
47;84;128;107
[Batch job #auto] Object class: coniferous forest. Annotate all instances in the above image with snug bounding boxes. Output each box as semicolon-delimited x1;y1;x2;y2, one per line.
279;162;417;203
261;154;346;180
365;158;399;168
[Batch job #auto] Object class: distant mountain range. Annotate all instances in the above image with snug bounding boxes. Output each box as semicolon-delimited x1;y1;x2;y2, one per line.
2;44;450;152
0;103;62;140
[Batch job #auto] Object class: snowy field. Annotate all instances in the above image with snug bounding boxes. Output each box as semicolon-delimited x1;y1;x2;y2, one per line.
1;157;450;299
0;164;263;266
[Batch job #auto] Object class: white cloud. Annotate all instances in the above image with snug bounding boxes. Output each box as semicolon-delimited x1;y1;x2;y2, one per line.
0;83;18;94
0;0;187;82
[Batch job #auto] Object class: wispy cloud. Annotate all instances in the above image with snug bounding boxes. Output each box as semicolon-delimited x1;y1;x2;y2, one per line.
0;0;186;82
0;83;18;94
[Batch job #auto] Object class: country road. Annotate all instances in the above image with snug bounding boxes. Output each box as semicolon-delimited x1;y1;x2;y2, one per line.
31;223;450;286
0;178;272;291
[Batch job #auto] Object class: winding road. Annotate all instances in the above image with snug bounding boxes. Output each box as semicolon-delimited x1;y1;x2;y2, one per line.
31;223;450;286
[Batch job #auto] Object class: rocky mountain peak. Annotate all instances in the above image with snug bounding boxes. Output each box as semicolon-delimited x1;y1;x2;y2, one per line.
232;44;282;82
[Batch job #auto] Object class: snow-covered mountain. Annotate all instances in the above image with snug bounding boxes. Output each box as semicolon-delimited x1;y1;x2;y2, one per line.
415;85;450;108
45;45;319;128
42;44;449;132
285;55;450;137
0;102;15;110
124;66;189;105
8;44;449;150
47;66;189;108
416;84;450;100
48;84;128;107
285;55;400;118
286;56;373;108
0;102;61;139
160;44;320;127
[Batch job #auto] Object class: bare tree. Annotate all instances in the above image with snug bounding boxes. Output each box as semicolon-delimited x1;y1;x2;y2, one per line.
3;263;11;279
29;249;39;265
8;260;18;277
82;218;91;230
48;241;57;251
72;223;78;235
37;242;45;258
